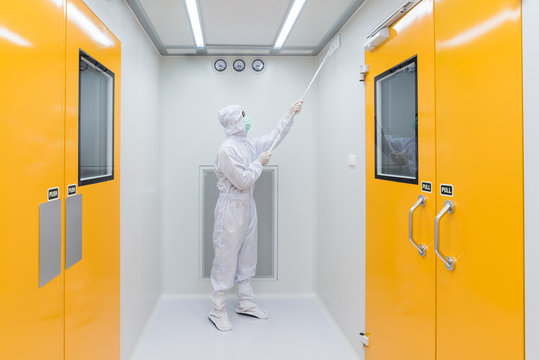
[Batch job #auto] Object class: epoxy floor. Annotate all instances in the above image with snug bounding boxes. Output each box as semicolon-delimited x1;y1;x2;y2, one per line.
130;294;360;360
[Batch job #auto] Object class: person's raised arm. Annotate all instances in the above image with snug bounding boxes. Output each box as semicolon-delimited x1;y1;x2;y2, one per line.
254;100;303;154
218;145;269;190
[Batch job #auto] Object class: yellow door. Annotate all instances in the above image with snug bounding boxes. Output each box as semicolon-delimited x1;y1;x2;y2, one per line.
434;0;524;358
0;1;66;358
65;1;121;358
365;1;436;359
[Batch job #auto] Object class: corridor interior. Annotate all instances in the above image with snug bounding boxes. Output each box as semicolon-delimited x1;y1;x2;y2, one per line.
1;0;538;359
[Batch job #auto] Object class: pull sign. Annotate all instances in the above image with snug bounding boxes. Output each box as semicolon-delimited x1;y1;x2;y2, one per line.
440;184;454;197
48;187;59;201
67;184;77;197
421;181;432;193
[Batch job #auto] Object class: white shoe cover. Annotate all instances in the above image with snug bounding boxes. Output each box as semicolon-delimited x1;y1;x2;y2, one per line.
208;311;233;331
235;300;269;320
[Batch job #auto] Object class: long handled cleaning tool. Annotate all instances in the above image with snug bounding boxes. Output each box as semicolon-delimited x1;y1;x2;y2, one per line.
268;35;342;153
300;34;341;101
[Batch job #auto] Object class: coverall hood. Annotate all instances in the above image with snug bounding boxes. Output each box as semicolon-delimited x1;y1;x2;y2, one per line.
218;105;247;137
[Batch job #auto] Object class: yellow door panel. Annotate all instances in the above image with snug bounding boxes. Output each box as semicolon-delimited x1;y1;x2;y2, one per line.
365;1;436;359
0;1;65;358
65;1;121;358
434;0;523;359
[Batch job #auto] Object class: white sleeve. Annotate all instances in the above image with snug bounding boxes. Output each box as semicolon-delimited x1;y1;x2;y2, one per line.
253;113;294;155
217;145;263;191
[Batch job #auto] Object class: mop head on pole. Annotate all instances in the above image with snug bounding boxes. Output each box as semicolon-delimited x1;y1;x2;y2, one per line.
300;34;342;100
326;34;341;57
271;35;341;154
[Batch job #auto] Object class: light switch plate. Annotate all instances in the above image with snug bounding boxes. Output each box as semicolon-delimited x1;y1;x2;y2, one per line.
348;154;357;167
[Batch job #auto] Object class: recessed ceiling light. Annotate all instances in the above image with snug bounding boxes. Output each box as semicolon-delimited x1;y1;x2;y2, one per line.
274;0;306;50
185;0;204;48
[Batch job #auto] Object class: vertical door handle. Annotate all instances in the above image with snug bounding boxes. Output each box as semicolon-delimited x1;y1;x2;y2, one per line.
408;195;426;256
66;194;83;269
434;200;455;271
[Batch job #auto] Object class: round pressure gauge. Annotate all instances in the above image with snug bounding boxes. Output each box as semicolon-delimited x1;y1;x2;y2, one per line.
233;59;246;72
252;59;265;72
214;59;227;72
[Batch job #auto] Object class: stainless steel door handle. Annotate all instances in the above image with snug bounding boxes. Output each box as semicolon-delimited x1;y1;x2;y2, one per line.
66;194;83;269
434;200;455;271
409;195;426;256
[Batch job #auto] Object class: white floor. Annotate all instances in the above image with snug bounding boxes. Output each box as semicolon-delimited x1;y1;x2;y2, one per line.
130;294;360;360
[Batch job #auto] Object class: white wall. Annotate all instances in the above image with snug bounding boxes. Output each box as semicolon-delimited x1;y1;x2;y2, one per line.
80;1;162;359
314;0;410;357
523;0;539;358
161;56;316;295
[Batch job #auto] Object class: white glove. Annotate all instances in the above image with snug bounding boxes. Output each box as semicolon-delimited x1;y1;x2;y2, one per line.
258;151;271;166
288;100;303;117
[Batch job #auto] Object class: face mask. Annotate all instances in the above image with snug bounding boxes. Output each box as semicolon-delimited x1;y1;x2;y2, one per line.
244;116;251;132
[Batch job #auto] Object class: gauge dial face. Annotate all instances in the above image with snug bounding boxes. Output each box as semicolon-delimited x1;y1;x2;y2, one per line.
252;59;264;72
233;59;246;72
214;59;227;72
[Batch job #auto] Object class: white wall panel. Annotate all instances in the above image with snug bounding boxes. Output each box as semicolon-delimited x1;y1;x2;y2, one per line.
80;1;162;359
314;0;410;358
160;56;316;295
523;0;539;358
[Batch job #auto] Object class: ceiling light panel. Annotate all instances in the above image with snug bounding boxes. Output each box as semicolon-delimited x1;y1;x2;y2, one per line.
284;0;355;47
274;0;306;49
139;0;194;46
200;0;291;46
185;0;204;48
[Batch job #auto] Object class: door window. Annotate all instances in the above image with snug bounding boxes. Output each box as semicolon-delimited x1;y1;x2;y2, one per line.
375;56;418;184
78;50;114;186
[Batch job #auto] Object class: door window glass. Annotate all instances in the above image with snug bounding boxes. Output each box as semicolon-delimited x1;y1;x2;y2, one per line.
375;56;418;184
78;50;114;186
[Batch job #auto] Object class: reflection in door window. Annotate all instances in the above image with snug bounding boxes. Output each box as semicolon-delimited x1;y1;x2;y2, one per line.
375;56;418;184
78;50;114;186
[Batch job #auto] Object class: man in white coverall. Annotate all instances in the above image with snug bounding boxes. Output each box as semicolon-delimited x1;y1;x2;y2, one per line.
209;100;303;331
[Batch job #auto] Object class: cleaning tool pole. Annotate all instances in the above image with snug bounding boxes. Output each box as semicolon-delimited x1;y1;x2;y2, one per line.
268;133;281;153
301;55;330;100
269;35;341;154
300;34;341;100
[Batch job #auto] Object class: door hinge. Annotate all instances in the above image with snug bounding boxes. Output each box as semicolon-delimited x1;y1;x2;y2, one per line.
359;64;369;82
359;332;369;346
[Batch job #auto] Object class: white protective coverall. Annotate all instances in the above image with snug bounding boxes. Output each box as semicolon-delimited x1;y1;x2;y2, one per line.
209;104;296;331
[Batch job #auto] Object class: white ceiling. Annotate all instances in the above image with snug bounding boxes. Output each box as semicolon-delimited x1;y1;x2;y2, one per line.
285;0;355;47
201;0;291;46
127;0;366;56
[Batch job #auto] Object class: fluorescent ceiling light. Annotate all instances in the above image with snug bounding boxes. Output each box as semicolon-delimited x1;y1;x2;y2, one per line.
274;0;306;49
185;0;204;48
